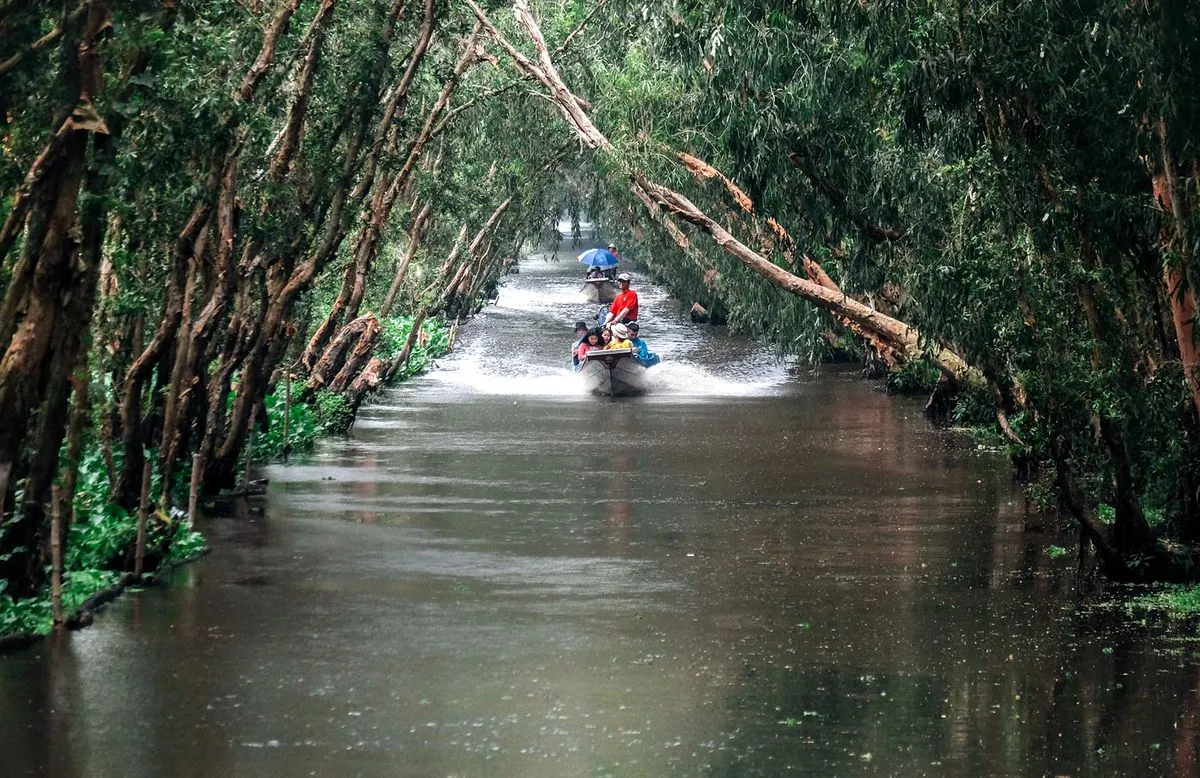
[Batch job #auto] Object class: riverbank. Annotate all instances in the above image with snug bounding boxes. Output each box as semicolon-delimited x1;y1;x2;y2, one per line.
0;315;457;648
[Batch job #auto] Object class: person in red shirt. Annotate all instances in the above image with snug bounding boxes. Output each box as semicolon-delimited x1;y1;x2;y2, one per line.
604;273;639;325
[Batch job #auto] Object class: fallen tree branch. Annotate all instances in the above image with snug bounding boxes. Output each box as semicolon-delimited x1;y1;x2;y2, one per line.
676;149;906;365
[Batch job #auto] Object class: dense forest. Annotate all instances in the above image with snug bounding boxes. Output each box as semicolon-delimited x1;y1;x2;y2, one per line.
2;0;1199;633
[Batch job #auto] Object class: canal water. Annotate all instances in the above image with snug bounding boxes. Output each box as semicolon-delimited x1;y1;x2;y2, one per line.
2;247;1199;777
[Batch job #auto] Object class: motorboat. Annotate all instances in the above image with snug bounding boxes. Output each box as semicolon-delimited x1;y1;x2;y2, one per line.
582;276;618;304
579;348;646;396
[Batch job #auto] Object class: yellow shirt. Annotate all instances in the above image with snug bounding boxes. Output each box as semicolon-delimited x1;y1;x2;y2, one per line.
606;338;633;350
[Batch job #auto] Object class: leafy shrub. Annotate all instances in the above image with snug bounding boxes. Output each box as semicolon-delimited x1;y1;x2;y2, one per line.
257;382;318;459
66;502;138;571
393;317;451;381
314;389;355;434
0;581;50;636
886;357;941;395
166;520;207;563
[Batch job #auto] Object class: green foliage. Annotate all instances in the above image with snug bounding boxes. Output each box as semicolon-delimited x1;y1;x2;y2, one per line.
885;358;941;395
1046;545;1070;560
313;390;355;435
393;318;451;381
257;383;318;460
1129;585;1200;618
0;570;124;638
565;0;1200;570
166;524;208;563
65;504;138;572
0;581;48;637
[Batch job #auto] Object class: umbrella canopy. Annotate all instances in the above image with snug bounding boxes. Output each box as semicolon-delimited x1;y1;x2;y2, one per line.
578;248;618;269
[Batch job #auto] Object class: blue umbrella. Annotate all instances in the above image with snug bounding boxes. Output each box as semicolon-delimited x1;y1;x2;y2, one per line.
577;248;618;269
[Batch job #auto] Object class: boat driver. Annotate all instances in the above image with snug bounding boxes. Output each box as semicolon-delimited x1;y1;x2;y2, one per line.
604;273;639;325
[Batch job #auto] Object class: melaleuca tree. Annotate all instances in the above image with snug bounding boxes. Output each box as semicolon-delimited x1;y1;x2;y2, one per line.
473;0;1200;576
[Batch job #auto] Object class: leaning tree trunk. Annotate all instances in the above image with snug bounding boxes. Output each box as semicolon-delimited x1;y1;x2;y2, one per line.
151;0;307;499
206;0;439;492
306;314;380;395
466;0;976;384
0;2;111;594
379;200;432;317
113;197;209;508
303;21;476;366
1153;120;1200;421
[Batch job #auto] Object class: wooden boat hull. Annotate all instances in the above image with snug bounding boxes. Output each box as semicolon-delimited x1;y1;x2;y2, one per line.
582;278;618;304
580;348;646;396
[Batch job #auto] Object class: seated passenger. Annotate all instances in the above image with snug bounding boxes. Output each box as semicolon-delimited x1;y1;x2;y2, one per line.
570;320;588;368
575;327;604;367
606;322;633;350
626;321;661;367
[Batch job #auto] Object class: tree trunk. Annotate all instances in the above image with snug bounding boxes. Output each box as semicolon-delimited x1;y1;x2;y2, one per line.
379;200;432;317
113;204;207;509
0;3;109;593
306;314;380;394
329;319;382;393
344;357;384;412
305;22;475;365
350;0;436;202
469;0;975;383
208;0;438;491
1152;122;1200;420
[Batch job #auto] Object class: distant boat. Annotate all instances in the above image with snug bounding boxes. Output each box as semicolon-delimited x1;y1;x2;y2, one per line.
582;276;618;303
579;348;646;396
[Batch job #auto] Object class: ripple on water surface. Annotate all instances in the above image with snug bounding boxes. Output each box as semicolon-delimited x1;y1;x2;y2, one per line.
1;243;1196;778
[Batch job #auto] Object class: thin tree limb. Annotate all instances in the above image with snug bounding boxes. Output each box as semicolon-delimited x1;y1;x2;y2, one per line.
0;2;87;75
552;0;608;57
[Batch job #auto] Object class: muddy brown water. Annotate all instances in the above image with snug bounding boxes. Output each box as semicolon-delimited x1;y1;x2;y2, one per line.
3;250;1199;777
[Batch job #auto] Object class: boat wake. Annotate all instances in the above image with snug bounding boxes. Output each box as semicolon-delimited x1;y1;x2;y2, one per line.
418;355;787;400
403;243;799;400
423;360;588;397
641;361;786;397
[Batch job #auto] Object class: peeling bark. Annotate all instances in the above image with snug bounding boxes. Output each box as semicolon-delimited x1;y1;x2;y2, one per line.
307;315;380;394
1153;120;1200;420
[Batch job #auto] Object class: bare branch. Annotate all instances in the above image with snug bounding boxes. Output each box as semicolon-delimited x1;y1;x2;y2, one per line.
552;0;608;58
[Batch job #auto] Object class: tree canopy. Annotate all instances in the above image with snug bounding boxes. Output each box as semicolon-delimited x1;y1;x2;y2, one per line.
2;0;1199;618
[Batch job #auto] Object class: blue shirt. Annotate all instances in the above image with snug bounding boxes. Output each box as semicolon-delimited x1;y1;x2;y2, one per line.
630;337;660;367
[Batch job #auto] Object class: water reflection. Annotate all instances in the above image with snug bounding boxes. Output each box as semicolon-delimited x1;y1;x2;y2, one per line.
1;251;1198;776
